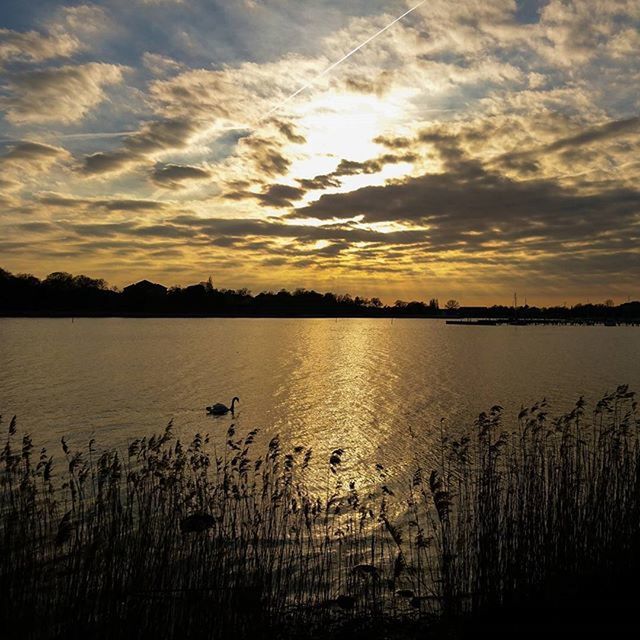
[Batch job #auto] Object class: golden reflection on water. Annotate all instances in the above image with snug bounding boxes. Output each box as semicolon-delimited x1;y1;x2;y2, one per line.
275;319;398;489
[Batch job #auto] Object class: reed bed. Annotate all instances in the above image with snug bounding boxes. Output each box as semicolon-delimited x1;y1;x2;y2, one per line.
1;385;638;639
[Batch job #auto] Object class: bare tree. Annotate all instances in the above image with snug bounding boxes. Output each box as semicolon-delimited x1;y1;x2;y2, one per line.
445;299;460;311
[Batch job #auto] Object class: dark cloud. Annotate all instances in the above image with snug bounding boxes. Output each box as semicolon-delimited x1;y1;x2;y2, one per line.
258;150;291;176
494;116;640;172
344;70;392;96
295;152;419;193
224;184;306;208
373;134;413;149
82;150;134;175
2;141;67;162
38;194;91;207
298;174;342;190
294;163;640;253
80;118;201;175
151;163;211;188
546;116;640;152
24;213;423;248
126;118;199;155
100;199;166;212
37;193;166;212
256;184;306;208
241;136;292;177
222;191;252;202
275;121;306;144
211;236;240;247
227;151;420;208
224;153;418;208
166;215;428;245
0;178;18;193
331;153;418;177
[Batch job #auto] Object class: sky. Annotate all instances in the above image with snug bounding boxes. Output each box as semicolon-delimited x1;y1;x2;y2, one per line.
0;0;638;305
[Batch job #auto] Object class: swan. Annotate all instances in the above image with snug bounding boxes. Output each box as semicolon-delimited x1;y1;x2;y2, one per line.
206;397;239;415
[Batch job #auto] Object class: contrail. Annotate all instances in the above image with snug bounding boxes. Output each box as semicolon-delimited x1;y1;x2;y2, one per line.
52;131;137;140
0;131;135;145
0;131;136;145
261;0;427;121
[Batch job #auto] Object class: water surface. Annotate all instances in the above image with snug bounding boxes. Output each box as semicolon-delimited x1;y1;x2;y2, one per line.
1;318;638;481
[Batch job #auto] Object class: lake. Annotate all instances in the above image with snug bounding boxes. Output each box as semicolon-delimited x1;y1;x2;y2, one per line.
1;318;639;482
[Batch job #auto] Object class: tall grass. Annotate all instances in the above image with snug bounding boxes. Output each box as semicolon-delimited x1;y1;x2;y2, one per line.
1;386;638;638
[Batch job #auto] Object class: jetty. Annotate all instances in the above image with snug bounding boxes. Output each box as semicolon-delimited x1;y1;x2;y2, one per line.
446;318;640;327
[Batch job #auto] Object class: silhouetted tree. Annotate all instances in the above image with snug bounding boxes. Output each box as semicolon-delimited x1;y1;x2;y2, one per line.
445;299;460;311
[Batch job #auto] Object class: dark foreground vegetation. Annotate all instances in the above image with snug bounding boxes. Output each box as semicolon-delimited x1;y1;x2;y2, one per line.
1;387;639;639
2;267;639;320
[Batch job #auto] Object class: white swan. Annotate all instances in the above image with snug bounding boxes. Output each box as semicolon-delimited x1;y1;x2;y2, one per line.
206;397;239;415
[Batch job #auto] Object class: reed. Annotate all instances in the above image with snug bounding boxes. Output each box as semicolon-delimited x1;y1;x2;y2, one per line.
1;386;638;638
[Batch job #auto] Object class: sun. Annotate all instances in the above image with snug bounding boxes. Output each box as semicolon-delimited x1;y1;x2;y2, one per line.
283;88;418;192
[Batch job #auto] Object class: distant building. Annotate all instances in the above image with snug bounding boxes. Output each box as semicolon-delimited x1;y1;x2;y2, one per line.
184;283;206;296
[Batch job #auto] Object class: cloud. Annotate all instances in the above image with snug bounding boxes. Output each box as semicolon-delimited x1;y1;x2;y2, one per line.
80;117;201;175
151;163;211;188
147;56;325;124
2;63;125;125
0;141;71;192
298;174;342;190
0;28;79;65
57;213;428;246
82;150;136;175
343;70;393;95
50;5;113;41
306;167;635;221
275;121;307;144
288;114;640;263
327;152;419;177
1;141;69;165
493;115;640;175
294;161;640;256
544;116;640;152
0;5;111;66
142;52;185;76
37;192;167;212
536;0;640;65
99;199;167;212
225;184;306;208
225;150;420;207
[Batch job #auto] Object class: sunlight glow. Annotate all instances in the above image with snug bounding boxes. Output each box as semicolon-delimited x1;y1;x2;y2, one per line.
287;89;417;190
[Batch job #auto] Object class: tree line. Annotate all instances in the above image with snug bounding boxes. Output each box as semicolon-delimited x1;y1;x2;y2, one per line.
1;267;638;319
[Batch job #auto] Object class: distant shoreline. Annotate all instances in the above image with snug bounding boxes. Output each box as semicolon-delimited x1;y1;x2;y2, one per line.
2;267;639;323
2;312;639;325
0;311;429;319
